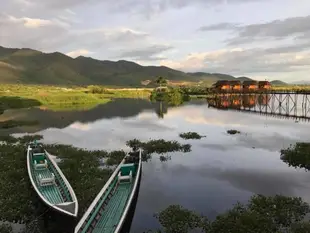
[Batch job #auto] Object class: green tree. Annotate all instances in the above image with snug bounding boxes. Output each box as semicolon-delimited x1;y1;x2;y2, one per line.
156;76;167;88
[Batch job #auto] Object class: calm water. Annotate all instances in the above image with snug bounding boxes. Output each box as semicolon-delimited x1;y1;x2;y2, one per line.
2;98;310;232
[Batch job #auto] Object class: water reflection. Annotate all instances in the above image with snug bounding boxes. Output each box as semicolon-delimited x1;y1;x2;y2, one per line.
207;94;309;121
155;102;168;119
3;99;310;232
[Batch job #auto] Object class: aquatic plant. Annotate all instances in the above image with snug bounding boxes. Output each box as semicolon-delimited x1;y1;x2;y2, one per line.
0;144;36;223
0;135;19;143
0;139;113;232
227;129;241;135
105;150;126;166
155;205;205;233
126;139;191;157
179;132;206;140
289;222;310;233
152;195;310;233
159;155;171;162
0;223;13;233
280;142;310;171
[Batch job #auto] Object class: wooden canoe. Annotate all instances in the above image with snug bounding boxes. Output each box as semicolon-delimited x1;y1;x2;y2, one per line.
27;142;78;217
75;149;142;233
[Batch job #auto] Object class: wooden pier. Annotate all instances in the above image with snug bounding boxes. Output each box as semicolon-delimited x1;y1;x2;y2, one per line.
207;90;310;121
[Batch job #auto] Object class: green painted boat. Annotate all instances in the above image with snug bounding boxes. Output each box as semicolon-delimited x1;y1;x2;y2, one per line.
27;141;78;217
74;149;142;233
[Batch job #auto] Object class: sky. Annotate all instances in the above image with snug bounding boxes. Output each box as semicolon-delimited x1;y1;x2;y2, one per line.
1;0;310;82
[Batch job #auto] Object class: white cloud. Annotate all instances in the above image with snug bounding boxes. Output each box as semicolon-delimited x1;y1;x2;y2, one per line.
160;47;310;75
66;49;92;57
22;17;53;28
2;0;310;82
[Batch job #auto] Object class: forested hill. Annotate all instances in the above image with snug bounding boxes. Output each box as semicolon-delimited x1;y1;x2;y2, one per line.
0;46;286;86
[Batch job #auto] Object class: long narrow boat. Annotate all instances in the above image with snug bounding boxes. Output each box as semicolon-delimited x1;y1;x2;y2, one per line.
74;149;142;233
26;141;78;217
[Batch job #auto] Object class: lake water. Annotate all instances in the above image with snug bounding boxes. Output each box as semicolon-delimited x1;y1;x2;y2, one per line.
2;98;310;232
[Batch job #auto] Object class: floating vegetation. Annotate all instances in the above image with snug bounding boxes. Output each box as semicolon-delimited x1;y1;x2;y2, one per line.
152;195;310;233
179;132;206;140
280;142;310;171
155;205;204;233
0;144;36;224
105;150;126;166
0;135;19;143
159;155;171;162
0;223;13;233
0;137;113;232
126;138;191;162
0;120;38;129
0;135;192;232
0;134;44;145
227;129;241;135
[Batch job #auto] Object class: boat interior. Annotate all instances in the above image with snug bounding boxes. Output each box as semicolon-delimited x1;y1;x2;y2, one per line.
29;143;73;207
77;157;139;233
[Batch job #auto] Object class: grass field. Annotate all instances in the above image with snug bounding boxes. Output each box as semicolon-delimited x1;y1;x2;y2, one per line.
271;85;310;91
0;84;152;111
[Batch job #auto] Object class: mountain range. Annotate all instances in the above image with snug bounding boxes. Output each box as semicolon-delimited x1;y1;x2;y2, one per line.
0;45;289;86
291;80;310;85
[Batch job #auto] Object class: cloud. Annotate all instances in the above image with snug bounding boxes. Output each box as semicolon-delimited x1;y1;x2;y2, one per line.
0;13;150;55
200;15;310;45
235;15;310;40
105;0;268;16
199;22;239;31
12;0;99;10
0;14;70;50
116;44;173;61
160;47;310;74
66;49;92;58
199;15;310;46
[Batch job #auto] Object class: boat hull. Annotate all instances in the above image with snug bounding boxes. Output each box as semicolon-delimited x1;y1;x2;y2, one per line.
75;150;142;233
27;144;78;217
118;165;142;233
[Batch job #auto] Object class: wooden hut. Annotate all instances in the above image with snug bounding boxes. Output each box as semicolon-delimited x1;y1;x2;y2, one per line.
229;80;242;91
258;81;271;90
212;80;231;91
242;81;258;91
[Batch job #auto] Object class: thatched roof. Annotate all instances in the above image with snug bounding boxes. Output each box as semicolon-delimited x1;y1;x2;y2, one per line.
243;80;258;85
229;80;241;85
258;81;271;85
213;80;230;86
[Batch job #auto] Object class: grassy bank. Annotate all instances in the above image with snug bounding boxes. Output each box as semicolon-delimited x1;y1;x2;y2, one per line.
0;84;152;111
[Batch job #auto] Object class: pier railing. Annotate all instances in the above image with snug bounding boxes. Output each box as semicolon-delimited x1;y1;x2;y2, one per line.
207;91;310;122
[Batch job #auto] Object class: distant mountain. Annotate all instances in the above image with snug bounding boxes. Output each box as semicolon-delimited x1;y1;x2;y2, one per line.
188;72;236;81
270;80;288;86
291;80;310;85
0;45;289;86
236;76;253;81
0;46;199;86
